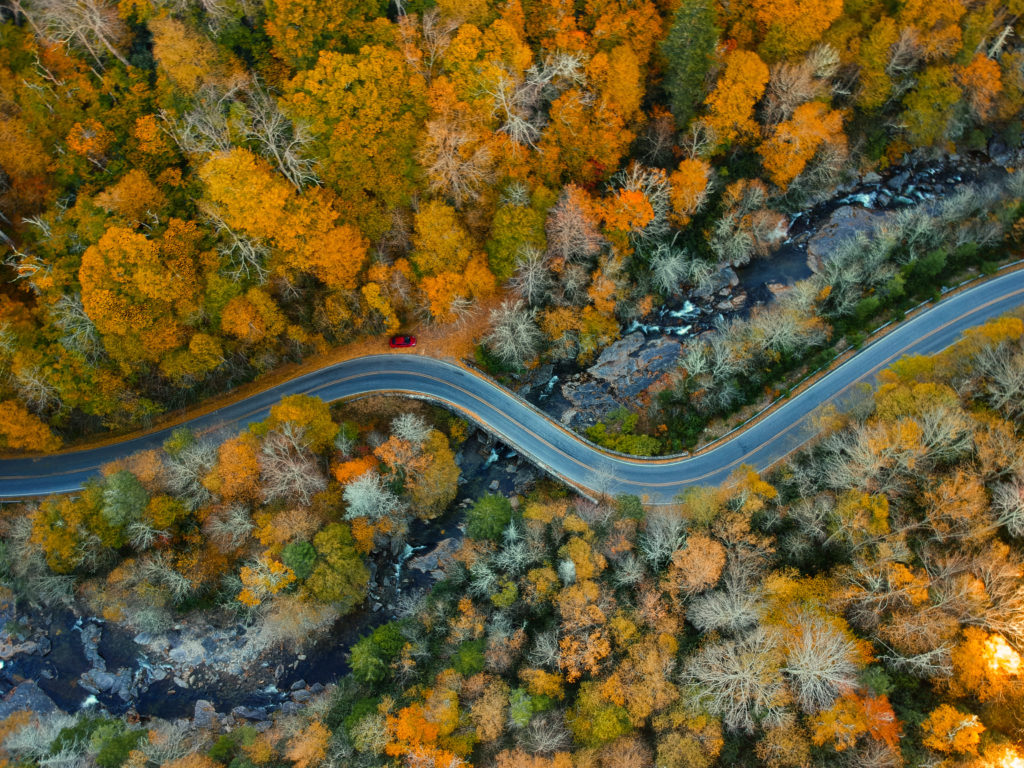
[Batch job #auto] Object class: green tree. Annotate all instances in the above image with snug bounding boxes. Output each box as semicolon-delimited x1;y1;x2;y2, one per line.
466;494;513;542
101;471;149;530
306;523;370;609
661;0;721;128
349;622;405;683
281;540;317;580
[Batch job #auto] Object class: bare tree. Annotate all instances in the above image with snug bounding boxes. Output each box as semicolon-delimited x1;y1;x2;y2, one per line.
165;438;217;511
638;509;686;570
50;293;102;361
977;343;1024;418
485;299;542;368
260;425;327;506
546;187;604;264
993;479;1024;538
763;60;820;126
205;504;254;551
648;242;691;295
522;712;572;754
13;363;60;414
397;9;458;81
688;573;762;636
684;626;789;733
243;82;319;190
510;247;553;306
343;470;405;523
202;204;270;283
25;0;129;68
783;614;860;713
392;412;431;445
419;118;493;207
163;83;243;155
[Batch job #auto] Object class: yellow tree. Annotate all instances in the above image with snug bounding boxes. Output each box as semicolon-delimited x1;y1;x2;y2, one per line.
702;50;769;150
79;220;204;366
284;46;428;237
200;149;369;289
921;705;984;755
265;0;388;70
669;158;712;226
758;102;846;190
0;401;61;452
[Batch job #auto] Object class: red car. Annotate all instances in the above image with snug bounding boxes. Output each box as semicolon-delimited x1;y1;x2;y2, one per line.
389;334;417;348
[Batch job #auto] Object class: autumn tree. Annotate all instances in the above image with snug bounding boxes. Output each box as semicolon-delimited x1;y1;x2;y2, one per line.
901;66;962;147
702;50;770;150
0;401;61;452
266;395;338;454
921;704;984;755
283;46;428;236
305;523;369;608
758;102;846;190
265;0;388;70
79;220;204;366
200;148;369;289
669;158;712;226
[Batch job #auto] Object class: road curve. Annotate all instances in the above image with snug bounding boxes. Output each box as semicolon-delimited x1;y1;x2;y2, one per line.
1;269;1024;503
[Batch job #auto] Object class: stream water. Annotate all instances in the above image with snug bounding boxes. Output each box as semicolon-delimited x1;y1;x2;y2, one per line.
0;430;517;719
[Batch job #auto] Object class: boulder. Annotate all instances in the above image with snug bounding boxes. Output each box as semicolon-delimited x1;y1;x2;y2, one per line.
806;205;889;273
0;681;58;718
589;333;645;382
408;538;461;579
81;669;116;693
560;381;620;421
232;706;268;721
194;699;218;730
589;334;683;399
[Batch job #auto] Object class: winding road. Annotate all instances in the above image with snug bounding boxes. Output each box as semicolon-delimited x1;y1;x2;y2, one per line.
1;269;1023;503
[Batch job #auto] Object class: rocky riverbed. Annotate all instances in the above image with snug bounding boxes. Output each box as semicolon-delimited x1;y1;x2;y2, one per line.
0;428;539;724
523;148;1016;429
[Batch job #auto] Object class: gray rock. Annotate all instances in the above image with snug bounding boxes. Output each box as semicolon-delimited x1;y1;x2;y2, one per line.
488;479;500;491
291;690;312;703
590;333;645;382
888;170;911;189
194;700;217;730
79;624;105;671
232;706;268;721
0;681;58;718
862;171;882;184
692;267;734;299
82;670;116;693
588;334;683;400
560;380;619;420
310;683;324;694
290;679;307;691
408;538;460;576
806;205;889;273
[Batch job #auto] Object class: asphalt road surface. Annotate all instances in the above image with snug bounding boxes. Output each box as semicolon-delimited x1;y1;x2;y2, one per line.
2;269;1024;503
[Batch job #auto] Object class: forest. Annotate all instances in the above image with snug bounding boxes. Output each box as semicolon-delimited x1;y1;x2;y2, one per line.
4;312;1024;765
0;0;1021;453
3;0;1024;767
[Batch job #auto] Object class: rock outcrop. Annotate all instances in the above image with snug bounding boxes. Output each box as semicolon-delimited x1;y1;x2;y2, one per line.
806;205;889;273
